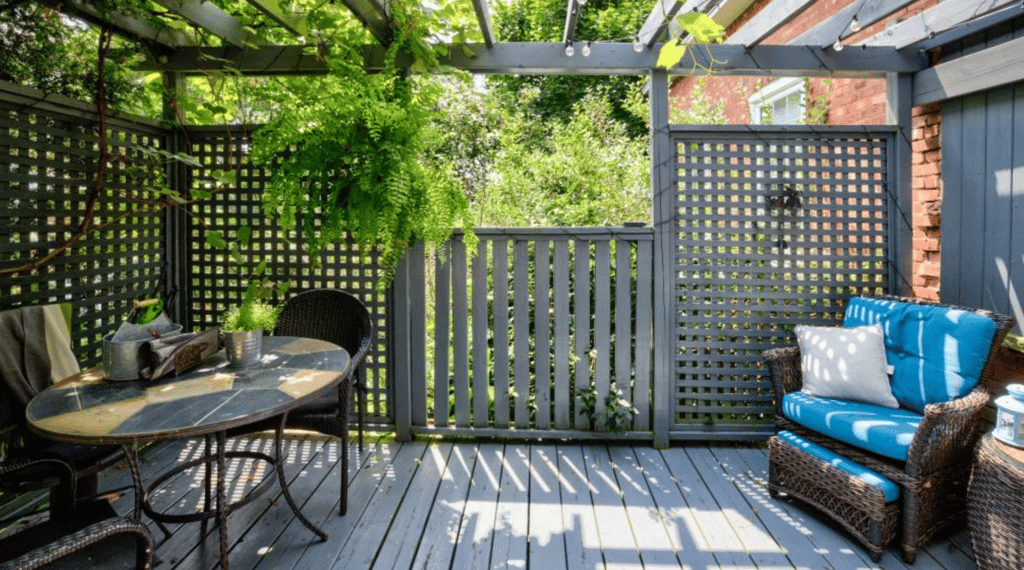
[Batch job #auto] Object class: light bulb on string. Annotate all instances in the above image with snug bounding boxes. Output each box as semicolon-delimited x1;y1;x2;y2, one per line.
832;38;844;51
633;36;644;52
565;41;575;57
850;17;861;32
581;41;591;57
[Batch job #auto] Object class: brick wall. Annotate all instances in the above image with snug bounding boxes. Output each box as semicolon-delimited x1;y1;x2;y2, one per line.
668;0;943;300
911;102;942;301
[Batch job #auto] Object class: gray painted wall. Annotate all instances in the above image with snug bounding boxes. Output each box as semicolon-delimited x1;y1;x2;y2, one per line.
940;78;1024;331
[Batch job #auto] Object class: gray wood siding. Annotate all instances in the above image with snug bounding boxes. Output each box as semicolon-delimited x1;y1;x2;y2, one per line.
940;79;1024;331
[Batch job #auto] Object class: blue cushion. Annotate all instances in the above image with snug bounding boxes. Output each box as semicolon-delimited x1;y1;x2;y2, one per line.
777;430;900;502
843;297;997;413
782;392;922;461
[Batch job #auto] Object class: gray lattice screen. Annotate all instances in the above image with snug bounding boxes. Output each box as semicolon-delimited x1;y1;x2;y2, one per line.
671;127;892;434
182;127;391;420
0;88;165;366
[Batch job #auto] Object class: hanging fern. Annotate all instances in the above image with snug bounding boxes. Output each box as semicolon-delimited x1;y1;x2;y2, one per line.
252;4;472;280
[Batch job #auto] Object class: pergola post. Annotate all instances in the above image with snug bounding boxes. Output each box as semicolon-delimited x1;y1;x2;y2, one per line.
887;72;914;296
650;68;673;448
162;72;189;327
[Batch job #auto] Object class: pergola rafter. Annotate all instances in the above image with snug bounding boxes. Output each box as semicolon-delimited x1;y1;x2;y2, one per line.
337;0;393;46
791;0;918;47
862;0;1020;49
245;0;307;37
637;0;692;47
152;0;251;48
562;0;582;46
47;0;195;47
471;0;497;47
727;0;817;46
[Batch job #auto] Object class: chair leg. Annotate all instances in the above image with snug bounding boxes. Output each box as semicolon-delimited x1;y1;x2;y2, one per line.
355;372;365;454
340;417;349;517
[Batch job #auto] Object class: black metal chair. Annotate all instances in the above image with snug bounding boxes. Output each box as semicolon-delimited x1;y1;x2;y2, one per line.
0;498;152;570
231;289;373;516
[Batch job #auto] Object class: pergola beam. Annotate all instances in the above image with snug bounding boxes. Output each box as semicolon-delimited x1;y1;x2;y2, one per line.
153;0;250;48
338;0;393;46
471;0;497;48
911;2;1024;52
637;0;689;47
864;0;1018;49
52;0;195;47
913;35;1024;105
563;0;582;45
245;0;307;37
137;42;926;76
727;0;817;46
791;0;918;47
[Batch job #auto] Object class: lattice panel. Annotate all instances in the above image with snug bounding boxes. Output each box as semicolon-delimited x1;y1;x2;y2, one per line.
183;128;391;421
671;129;892;432
0;96;165;366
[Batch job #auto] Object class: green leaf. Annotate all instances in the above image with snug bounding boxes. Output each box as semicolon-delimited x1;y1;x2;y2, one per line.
678;13;725;44
254;259;268;276
236;226;252;247
657;39;687;70
191;189;212;200
205;230;226;249
229;244;243;265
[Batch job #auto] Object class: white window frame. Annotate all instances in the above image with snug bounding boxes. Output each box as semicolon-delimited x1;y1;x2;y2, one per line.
748;77;806;125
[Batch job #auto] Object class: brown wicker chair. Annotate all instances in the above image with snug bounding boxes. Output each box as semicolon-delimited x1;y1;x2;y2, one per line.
763;294;1015;563
0;499;152;570
230;289;373;516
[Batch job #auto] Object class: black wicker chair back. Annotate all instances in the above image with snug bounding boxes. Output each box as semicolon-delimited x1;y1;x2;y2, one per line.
273;289;374;517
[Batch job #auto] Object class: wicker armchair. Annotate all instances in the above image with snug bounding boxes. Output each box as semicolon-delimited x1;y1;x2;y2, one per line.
0;499;152;570
230;289;373;516
764;294;1015;563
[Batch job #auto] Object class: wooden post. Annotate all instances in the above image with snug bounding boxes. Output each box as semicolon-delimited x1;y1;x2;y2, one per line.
410;241;427;427
650;69;674;448
887;72;914;296
162;72;189;328
392;252;413;441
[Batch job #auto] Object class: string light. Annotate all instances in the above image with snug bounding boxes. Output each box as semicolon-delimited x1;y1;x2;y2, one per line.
633;36;644;52
832;38;844;51
849;16;861;32
577;0;587;5
581;41;592;57
565;40;575;57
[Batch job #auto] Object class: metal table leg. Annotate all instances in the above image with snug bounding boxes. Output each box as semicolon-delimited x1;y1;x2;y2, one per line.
274;413;328;541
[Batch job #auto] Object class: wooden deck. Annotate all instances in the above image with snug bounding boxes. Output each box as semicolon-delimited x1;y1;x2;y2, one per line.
97;433;977;570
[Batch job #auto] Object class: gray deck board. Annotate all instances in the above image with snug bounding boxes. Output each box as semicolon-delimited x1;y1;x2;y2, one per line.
103;437;977;570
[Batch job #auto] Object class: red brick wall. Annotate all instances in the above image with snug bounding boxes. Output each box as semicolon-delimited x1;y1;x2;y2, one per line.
668;0;943;300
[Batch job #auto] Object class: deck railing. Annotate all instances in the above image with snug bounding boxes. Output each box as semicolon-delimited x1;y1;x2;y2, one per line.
392;227;655;440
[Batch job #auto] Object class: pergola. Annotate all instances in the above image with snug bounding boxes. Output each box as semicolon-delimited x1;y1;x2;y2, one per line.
9;0;1024;446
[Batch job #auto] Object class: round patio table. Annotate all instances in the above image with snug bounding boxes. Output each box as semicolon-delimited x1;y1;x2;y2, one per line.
26;335;350;570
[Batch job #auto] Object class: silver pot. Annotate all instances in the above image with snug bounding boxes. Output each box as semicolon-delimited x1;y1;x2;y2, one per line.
223;329;263;368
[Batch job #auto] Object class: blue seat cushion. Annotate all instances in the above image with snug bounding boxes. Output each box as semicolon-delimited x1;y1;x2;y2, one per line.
843;297;997;413
777;430;900;502
782;392;922;461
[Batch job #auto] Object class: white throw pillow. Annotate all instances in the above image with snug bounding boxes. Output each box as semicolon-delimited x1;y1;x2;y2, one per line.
794;323;898;408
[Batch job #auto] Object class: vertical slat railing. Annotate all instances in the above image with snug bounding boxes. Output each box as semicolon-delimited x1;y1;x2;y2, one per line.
410;227;654;440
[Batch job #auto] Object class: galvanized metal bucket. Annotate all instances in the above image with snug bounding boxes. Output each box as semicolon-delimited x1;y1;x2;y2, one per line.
224;329;263;368
102;323;183;381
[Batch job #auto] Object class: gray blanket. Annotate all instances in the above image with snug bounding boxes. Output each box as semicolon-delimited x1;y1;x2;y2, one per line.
0;306;52;418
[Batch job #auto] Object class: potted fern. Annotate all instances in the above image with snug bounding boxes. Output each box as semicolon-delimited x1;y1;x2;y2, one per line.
221;280;283;367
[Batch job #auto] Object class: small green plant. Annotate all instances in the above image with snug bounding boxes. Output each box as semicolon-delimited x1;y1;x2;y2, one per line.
805;78;833;125
576;384;637;433
221;280;284;332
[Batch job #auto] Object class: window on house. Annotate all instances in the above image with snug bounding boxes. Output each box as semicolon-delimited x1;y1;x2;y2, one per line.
748;78;806;125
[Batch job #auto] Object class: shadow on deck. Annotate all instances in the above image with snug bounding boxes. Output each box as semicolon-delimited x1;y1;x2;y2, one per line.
96;434;976;570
